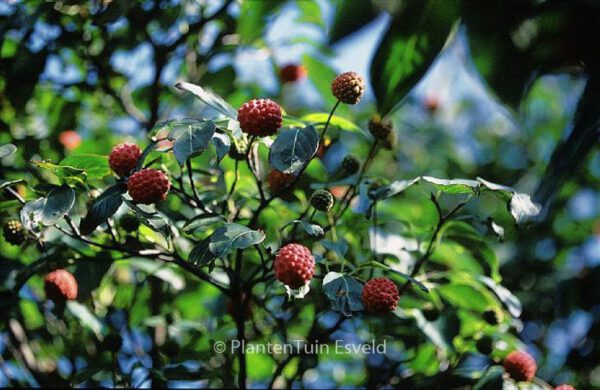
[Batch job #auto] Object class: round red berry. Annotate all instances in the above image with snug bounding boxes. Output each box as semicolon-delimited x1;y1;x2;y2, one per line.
44;269;78;302
109;143;142;177
280;64;307;83
362;277;399;314
237;99;283;137
274;243;315;289
554;385;575;390
127;168;170;204
503;350;537;382
331;71;365;105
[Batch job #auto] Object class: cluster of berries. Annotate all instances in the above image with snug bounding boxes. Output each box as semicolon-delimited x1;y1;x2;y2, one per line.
108;143;170;204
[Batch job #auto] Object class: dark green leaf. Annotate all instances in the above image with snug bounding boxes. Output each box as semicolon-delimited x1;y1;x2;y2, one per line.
370;1;459;115
209;223;266;258
42;185;75;226
269;126;319;174
283;220;324;237
73;255;113;299
80;184;127;235
322;272;364;316
328;1;378;44
211;132;231;162
165;118;216;165
188;238;215;268
473;365;505;390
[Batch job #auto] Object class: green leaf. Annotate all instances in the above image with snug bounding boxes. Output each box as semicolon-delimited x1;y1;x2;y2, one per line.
509;193;541;224
211;132;231;162
237;0;283;45
79;184;127;235
443;221;500;281
300;113;362;134
42;185;75;226
175;82;238;119
20;198;45;231
269;126;319;175
473;365;505;390
370;1;459;115
438;284;489;312
164;118;216;165
411;310;459;354
60;154;110;179
125;201;172;240
0;144;17;158
328;1;378;44
32;160;87;185
295;0;324;28
370;178;420;200
422;176;481;195
303;54;339;107
182;213;227;233
477;275;522;318
209;223;266;258
322;272;364;316
73;255;113;299
477;177;541;223
66;301;104;337
283;220;324;237
188;238;215;268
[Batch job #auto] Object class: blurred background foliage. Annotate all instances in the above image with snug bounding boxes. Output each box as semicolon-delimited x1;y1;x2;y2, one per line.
0;0;599;388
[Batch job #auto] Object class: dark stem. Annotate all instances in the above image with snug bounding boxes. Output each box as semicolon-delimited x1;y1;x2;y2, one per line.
186;159;208;212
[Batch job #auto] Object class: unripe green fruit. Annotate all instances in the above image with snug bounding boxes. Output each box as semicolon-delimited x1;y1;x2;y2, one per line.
483;309;500;325
476;336;494;355
368;116;392;140
102;333;122;353
310;190;334;212
422;303;440;322
120;214;140;232
341;155;360;175
381;128;397;150
3;219;25;245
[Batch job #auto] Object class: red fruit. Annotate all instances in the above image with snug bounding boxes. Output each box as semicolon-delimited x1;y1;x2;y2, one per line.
554;385;576;390
504;350;537;382
127;168;170;204
331;71;365;105
237;99;283;137
274;243;315;289
280;64;307;83
362;277;399;314
109;143;142;177
267;170;296;195
59;130;82;150
44;269;78;302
